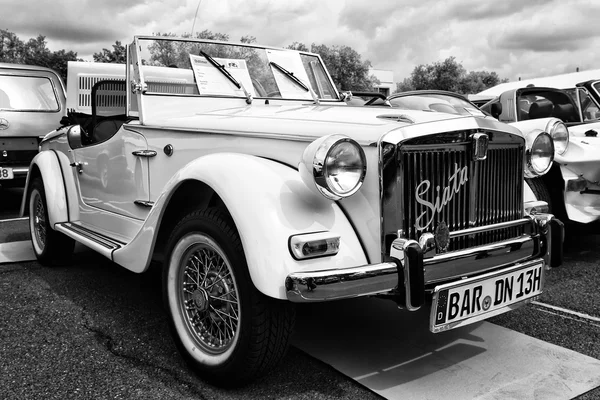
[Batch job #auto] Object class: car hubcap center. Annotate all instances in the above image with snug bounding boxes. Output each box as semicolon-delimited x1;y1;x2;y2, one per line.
191;288;210;312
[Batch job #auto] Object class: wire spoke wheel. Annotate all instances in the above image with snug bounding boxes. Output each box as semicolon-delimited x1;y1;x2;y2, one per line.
32;190;47;250
179;243;240;354
164;208;295;387
27;178;74;265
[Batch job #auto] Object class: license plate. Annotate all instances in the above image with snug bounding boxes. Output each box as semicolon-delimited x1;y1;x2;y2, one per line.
430;260;545;333
0;167;13;180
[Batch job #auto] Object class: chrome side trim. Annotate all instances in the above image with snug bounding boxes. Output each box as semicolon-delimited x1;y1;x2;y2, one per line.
285;262;398;302
55;222;122;260
124;123;374;145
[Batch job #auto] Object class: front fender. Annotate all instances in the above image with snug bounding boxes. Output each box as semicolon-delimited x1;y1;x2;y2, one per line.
559;165;600;223
113;153;368;299
20;150;70;226
553;135;600;223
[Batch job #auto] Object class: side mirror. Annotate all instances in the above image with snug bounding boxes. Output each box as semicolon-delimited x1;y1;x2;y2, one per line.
491;102;502;119
67;125;85;149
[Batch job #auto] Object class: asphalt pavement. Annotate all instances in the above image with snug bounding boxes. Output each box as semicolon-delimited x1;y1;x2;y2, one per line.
1;186;599;399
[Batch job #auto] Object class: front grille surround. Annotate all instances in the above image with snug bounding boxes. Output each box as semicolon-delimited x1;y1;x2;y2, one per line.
382;129;525;257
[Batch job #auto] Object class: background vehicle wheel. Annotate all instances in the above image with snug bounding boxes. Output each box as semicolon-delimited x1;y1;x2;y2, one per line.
526;177;552;211
28;178;75;265
163;208;295;387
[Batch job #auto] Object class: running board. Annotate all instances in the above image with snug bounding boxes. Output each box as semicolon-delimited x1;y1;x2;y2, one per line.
55;222;123;259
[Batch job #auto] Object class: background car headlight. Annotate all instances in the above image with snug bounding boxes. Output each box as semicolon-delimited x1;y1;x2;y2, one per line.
545;119;569;155
525;130;554;178
299;134;367;200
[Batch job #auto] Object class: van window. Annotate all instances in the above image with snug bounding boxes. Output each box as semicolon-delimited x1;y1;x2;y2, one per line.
0;75;60;111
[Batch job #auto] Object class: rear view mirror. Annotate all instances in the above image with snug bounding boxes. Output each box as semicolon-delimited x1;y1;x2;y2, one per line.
491;103;502;119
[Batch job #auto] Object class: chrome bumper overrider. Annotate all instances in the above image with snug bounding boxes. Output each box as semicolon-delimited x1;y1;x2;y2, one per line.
285;214;564;306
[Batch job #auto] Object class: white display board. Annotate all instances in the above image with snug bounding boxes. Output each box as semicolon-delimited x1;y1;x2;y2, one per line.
265;49;313;99
189;54;254;97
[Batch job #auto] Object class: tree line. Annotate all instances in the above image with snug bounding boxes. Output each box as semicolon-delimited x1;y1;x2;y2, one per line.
0;28;506;94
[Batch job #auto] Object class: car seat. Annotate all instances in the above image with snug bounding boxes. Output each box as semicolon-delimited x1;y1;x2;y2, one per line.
552;103;577;123
528;102;553;119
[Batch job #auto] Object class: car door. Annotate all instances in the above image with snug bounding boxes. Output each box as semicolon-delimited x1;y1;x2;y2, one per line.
71;124;151;221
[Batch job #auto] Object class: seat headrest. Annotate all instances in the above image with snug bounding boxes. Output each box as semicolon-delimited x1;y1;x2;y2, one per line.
552;103;576;122
528;101;553;119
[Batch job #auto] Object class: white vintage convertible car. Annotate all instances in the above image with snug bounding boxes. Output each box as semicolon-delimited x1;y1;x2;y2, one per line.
481;86;600;226
21;36;563;386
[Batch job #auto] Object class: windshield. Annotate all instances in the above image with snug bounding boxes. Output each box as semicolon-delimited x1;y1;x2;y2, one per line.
0;75;59;112
388;93;485;117
136;37;338;101
564;88;600;122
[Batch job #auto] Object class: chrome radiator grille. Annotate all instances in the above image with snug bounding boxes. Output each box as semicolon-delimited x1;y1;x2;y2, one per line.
382;131;525;254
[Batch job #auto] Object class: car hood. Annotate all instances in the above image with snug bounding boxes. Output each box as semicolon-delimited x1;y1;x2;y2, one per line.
142;103;514;145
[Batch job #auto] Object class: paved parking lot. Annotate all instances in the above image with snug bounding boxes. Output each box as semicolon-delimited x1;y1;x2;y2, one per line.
1;186;599;399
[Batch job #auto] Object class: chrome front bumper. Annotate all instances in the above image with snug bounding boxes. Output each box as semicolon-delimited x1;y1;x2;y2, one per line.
285;214;564;306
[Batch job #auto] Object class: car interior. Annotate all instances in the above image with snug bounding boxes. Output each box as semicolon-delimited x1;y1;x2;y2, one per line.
517;89;580;123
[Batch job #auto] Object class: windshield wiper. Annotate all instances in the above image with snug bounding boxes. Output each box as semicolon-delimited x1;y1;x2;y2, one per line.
199;51;252;104
269;61;320;105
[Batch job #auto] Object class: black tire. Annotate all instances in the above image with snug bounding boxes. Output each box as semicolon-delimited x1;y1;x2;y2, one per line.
527;177;573;256
28;178;75;265
526;177;552;211
163;207;295;387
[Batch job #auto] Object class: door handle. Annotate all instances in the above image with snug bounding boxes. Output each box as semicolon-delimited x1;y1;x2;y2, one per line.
69;162;83;174
132;150;157;158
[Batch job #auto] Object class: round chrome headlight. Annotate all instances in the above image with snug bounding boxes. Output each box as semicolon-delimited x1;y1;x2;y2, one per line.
545;119;569;155
525;130;554;178
299;134;367;200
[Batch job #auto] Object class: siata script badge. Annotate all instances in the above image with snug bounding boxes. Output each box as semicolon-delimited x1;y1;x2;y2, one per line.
415;163;468;231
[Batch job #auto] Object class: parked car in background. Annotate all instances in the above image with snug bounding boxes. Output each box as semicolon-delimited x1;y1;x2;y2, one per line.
342;90;389;106
22;36;563;386
0;63;66;188
481;86;600;226
385;90;489;117
570;79;600;122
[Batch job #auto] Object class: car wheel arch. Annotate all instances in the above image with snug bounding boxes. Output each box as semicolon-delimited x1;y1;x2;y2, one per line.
114;153;367;299
20;163;42;217
19;151;70;225
153;179;230;261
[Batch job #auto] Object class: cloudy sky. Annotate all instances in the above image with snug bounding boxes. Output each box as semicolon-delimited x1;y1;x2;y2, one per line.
3;0;598;84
